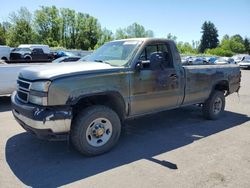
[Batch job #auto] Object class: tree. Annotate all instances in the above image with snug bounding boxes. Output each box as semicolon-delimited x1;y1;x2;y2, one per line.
115;28;128;39
34;6;61;47
220;34;245;54
222;34;230;41
60;8;77;48
167;33;177;41
0;23;7;45
231;34;244;44
199;21;219;53
115;23;154;39
177;42;197;54
244;37;250;54
75;13;101;50
95;28;114;49
6;7;36;46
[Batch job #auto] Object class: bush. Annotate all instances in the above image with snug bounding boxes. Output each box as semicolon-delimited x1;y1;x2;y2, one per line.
205;48;234;57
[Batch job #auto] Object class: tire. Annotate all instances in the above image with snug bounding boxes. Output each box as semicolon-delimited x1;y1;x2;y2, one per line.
70;105;121;156
24;56;31;61
202;91;225;120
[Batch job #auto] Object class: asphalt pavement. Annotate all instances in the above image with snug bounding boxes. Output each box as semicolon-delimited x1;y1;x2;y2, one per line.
0;70;250;188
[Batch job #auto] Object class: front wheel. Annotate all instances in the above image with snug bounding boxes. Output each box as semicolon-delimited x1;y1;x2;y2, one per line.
71;105;121;156
202;91;225;120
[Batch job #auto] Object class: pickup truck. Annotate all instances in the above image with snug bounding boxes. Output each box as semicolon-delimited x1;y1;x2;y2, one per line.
11;38;241;156
10;47;49;62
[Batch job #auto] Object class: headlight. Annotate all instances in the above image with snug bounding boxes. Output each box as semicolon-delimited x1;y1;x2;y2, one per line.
29;95;48;106
29;81;51;105
30;81;51;92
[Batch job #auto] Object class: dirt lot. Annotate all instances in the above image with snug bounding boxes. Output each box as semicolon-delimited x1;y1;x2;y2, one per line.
0;70;250;188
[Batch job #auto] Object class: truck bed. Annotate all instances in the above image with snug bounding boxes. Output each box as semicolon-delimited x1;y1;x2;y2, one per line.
182;64;241;106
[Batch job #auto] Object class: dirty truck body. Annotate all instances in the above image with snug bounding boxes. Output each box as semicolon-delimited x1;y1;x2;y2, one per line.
11;38;241;156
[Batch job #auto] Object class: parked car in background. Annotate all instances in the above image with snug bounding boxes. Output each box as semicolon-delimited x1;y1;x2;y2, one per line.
52;51;75;59
52;56;81;63
0;45;11;61
232;54;248;63
10;44;50;61
0;63;47;95
238;56;250;69
51;50;92;60
192;57;207;65
214;57;236;65
181;56;192;64
206;56;218;64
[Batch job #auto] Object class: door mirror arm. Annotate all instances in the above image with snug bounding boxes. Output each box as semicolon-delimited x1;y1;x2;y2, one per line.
135;61;143;72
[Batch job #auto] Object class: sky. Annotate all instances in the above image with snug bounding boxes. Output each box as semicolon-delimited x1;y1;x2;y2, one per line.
0;0;249;43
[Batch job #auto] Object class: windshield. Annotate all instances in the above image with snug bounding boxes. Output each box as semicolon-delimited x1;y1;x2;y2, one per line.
244;56;250;62
83;40;142;66
12;48;31;52
52;56;67;63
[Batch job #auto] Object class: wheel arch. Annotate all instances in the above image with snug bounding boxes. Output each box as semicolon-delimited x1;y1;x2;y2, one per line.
1;56;8;61
212;80;229;95
69;91;127;121
24;54;32;60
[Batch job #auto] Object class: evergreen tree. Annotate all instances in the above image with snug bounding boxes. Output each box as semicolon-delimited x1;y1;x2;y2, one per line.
199;21;219;53
244;38;250;54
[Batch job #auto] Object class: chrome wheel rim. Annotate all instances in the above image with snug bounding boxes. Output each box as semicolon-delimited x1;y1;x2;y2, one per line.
213;97;223;115
86;118;113;147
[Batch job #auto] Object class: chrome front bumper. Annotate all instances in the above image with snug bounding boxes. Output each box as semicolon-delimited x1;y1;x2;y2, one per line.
12;109;71;133
11;92;72;140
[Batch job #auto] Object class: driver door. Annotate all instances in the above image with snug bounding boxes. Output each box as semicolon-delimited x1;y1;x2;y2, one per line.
130;43;182;115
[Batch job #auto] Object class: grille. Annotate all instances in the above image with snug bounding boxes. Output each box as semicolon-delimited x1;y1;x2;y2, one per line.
17;78;31;103
10;53;22;60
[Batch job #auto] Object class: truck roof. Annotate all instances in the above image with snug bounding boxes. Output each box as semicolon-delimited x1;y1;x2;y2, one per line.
113;38;175;43
18;44;50;53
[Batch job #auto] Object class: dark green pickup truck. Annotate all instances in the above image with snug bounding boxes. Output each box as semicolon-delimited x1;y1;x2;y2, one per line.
11;38;241;156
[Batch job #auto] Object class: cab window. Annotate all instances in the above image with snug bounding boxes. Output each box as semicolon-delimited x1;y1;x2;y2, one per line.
139;43;173;68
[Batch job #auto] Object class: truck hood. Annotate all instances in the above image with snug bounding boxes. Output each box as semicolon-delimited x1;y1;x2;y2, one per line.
11;51;29;55
19;62;123;81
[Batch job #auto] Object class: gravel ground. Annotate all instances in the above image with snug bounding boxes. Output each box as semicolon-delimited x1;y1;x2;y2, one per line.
0;70;249;188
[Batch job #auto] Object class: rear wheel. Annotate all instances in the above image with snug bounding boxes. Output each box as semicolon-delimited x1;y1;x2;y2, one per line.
202;91;225;120
71;105;121;156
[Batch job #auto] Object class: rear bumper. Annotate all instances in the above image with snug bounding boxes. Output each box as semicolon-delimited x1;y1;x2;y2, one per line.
11;92;72;140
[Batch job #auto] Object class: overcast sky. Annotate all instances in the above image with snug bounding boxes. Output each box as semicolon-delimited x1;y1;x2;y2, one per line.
1;0;249;43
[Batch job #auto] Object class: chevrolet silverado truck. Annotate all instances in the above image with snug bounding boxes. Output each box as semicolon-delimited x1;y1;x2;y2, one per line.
11;38;241;156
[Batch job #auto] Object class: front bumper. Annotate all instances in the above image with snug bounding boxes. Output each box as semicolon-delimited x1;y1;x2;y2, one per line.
239;63;250;69
11;92;72;140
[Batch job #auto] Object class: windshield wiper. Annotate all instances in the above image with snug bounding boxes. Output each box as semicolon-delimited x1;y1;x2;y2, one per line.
94;59;111;65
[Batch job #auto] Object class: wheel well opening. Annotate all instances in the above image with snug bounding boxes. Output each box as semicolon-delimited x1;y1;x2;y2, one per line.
1;57;8;61
72;93;126;121
214;80;229;94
